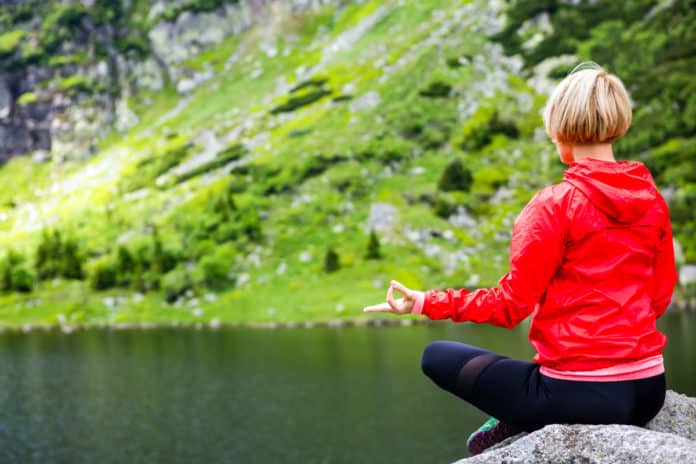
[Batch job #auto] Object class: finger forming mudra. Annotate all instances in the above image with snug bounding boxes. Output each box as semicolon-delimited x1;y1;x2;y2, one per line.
363;280;420;315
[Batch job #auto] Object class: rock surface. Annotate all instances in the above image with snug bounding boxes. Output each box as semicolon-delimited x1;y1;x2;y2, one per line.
454;390;696;464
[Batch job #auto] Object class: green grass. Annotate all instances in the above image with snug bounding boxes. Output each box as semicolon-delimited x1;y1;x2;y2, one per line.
5;0;687;328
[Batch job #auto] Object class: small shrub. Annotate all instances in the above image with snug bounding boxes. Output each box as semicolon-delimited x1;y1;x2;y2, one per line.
332;95;353;103
115;246;136;286
151;226;178;274
419;81;452;98
238;207;262;242
35;230;85;281
134;270;161;292
420;125;449;149
36;230;63;280
10;266;34;293
355;134;412;164
62;239;84;280
122;138;192;192
446;55;471;68
473;166;510;196
290;76;329;93
458;108;519;151
365;230;382;260
324;248;340;273
433;196;456;219
1;251;34;293
271;87;332;114
438;159;473;192
162;265;191;303
194;254;230;289
175;144;246;184
89;256;118;290
489;111;520;139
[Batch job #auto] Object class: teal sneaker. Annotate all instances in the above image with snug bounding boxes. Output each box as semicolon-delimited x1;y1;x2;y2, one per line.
466;417;517;456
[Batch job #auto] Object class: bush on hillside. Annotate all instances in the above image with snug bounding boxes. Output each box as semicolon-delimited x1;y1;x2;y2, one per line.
122;138;193;192
355;134;413;164
1;251;34;293
115;245;136;286
438;159;473;192
88;256;118;291
263;154;346;194
458;107;519;151
419;80;452;98
10;266;34;293
433;195;456;219
193;254;230;289
324;248;340;273
387;102;456;149
271;87;332;114
472;165;510;196
365;230;382;260
35;230;85;281
174;143;246;184
162;265;191;303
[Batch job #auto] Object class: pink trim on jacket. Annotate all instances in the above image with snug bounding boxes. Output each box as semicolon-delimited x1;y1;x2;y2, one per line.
411;292;425;314
540;354;664;382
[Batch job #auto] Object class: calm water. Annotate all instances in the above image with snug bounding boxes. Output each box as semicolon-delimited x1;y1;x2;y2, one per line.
0;314;694;463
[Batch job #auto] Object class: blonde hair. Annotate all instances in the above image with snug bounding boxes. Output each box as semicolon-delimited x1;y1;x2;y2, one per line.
543;62;632;144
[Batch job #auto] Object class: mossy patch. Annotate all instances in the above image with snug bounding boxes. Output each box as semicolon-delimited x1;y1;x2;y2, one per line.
0;29;26;58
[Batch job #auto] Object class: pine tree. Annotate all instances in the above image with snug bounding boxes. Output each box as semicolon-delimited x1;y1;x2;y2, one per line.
437;159;473;192
116;245;135;286
324;248;340;273
61;239;84;280
365;230;382;260
35;229;62;280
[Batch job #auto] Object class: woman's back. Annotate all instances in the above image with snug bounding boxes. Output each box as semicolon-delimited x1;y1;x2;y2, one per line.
531;157;677;371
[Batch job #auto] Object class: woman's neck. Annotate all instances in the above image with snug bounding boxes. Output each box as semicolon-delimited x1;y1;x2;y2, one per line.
572;143;615;162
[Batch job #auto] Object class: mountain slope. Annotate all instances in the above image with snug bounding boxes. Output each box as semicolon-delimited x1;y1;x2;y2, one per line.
0;0;692;328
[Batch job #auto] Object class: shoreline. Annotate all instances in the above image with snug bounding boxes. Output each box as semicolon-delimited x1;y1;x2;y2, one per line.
0;315;437;334
1;304;692;334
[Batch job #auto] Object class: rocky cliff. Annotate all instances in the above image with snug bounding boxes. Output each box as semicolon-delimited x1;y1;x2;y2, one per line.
0;0;332;162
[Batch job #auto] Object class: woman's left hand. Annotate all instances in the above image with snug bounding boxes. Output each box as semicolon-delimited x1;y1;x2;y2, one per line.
363;280;423;315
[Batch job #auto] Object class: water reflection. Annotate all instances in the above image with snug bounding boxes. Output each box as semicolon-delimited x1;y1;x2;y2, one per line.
0;313;692;463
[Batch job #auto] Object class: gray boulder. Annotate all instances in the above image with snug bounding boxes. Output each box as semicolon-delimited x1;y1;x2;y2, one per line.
454;390;696;464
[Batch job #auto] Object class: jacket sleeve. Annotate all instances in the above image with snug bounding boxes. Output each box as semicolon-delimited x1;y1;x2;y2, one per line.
651;214;678;318
421;187;569;329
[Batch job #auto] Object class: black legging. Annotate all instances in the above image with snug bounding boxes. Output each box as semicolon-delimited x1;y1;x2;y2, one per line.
421;341;666;432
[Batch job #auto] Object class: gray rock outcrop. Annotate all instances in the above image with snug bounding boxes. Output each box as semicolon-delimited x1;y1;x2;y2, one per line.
455;390;696;464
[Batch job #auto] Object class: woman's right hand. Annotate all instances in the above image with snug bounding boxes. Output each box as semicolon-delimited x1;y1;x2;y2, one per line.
362;280;423;315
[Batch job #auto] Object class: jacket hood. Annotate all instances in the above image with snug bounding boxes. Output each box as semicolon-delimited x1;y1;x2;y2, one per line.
563;158;658;223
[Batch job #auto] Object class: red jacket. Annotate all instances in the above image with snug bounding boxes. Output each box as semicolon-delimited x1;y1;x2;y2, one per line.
421;157;678;371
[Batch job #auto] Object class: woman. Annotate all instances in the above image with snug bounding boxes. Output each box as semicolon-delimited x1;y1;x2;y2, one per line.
363;62;677;456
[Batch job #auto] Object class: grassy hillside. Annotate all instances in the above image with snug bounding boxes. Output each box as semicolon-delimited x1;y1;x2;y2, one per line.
0;0;692;328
